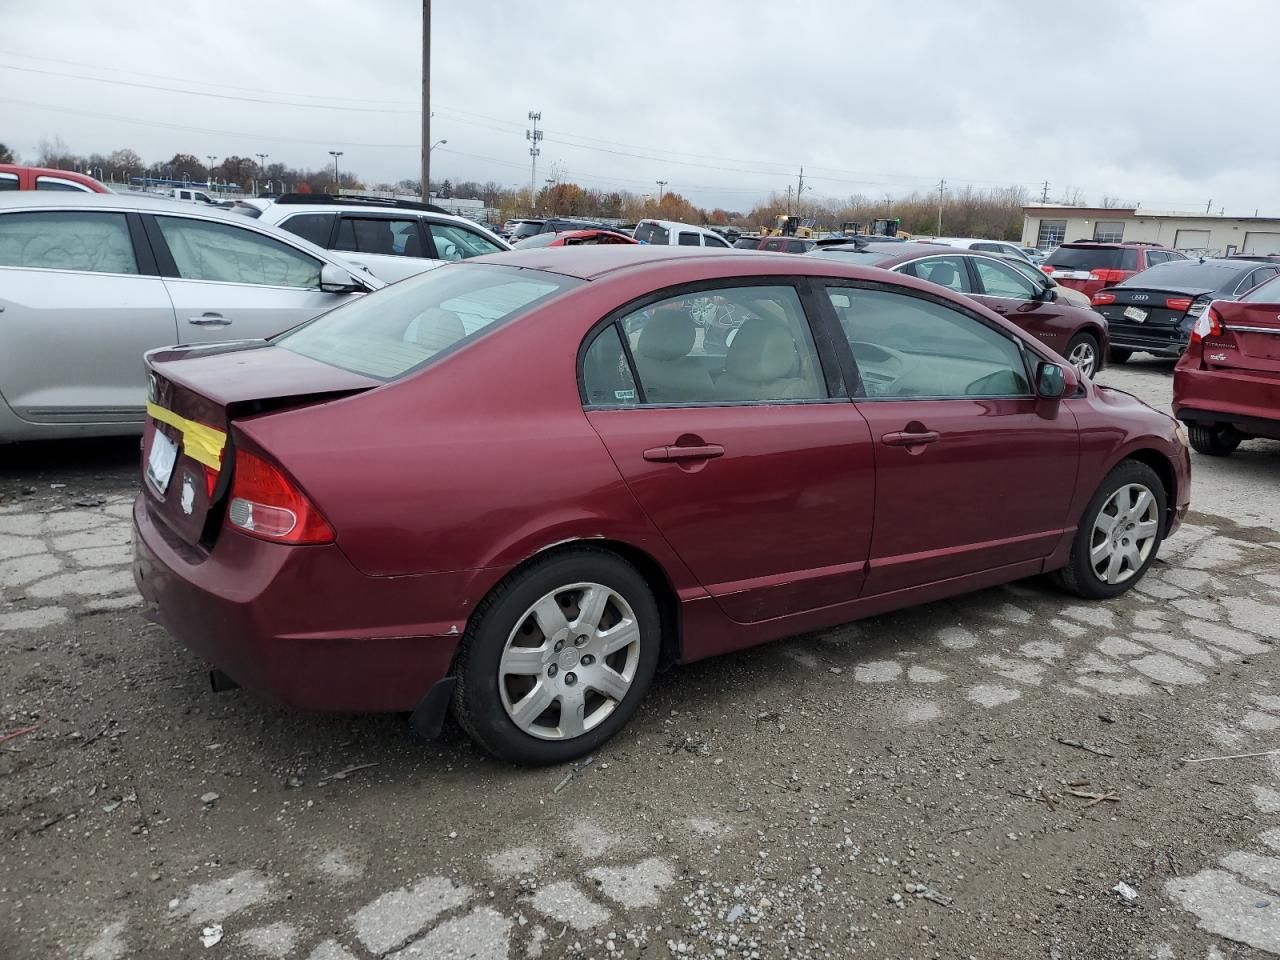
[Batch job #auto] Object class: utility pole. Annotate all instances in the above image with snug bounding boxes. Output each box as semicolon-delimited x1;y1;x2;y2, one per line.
420;0;431;202
937;179;945;237
655;180;667;205
786;184;793;216
1040;180;1050;203
526;111;543;210
1206;199;1212;214
796;167;805;209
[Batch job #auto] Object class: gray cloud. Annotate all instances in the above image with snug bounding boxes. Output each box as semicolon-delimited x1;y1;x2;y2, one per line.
3;0;1275;214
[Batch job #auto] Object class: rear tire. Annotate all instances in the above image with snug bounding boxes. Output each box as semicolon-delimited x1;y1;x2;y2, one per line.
1108;348;1132;364
1188;423;1241;457
1065;333;1100;378
452;548;660;766
1053;460;1166;600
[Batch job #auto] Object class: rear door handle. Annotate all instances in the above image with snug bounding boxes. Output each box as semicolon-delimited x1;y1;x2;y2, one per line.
187;313;231;326
881;430;940;447
643;443;725;462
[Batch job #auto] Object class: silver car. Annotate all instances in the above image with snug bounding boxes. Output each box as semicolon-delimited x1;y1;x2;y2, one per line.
0;193;383;443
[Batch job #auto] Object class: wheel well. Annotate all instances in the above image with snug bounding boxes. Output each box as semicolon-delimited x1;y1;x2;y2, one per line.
473;539;683;673
1123;449;1176;520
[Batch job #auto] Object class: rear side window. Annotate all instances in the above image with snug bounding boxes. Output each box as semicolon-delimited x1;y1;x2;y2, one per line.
1046;246;1138;271
279;213;336;248
581;324;639;406
335;217;424;258
279;264;578;380
0;211;137;274
704;234;730;248
733;237;760;249
677;232;701;246
35;176;92;192
156;216;321;288
0;173;18;191
633;222;669;244
899;255;973;293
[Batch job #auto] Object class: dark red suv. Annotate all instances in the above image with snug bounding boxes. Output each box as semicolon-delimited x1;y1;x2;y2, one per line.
1173;275;1280;455
1041;241;1185;300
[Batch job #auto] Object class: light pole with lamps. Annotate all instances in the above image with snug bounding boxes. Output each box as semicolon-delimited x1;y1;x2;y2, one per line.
328;150;343;193
206;155;216;191
255;153;269;196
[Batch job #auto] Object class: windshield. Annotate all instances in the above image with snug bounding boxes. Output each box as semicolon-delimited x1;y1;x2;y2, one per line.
277;264;579;380
804;247;897;265
509;221;545;241
1243;274;1280;303
633;222;669;244
1045;246;1138;271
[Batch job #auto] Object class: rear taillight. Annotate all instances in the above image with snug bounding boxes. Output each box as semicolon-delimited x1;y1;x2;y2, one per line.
1088;269;1127;283
1166;297;1194;312
1040;265;1054;274
1189;305;1224;345
226;449;334;544
1092;292;1117;305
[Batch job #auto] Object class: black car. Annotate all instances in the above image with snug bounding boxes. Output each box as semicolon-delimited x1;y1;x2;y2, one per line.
1092;258;1280;363
507;218;604;243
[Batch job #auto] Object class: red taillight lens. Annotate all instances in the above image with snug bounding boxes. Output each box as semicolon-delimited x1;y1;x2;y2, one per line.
1189;306;1224;345
1166;297;1194;312
1040;265;1054;274
226;449;334;544
1092;292;1117;305
1087;269;1126;283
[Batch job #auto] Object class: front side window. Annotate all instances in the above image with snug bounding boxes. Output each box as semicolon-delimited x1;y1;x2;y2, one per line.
972;257;1038;299
825;285;1030;399
899;255;973;293
335;216;424;258
427;222;504;260
0;211;137;274
279;213;336;248
156;216;321;288
677;232;701;246
35;176;92;192
1093;221;1125;243
1037;219;1067;248
1242;273;1280;303
593;285;826;405
280;263;578;380
704;233;730;248
0;173;18;191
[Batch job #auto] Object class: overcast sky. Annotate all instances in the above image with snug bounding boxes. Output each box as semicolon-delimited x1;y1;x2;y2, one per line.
4;0;1277;214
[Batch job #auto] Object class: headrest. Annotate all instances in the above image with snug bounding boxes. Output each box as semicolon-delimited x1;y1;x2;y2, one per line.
725;318;797;382
636;307;696;361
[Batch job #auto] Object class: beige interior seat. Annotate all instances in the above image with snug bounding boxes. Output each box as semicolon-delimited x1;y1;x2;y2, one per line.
633;308;714;403
716;318;820;401
923;261;958;288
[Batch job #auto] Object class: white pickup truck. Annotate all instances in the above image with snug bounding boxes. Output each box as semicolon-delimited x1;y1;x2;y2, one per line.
162;187;217;204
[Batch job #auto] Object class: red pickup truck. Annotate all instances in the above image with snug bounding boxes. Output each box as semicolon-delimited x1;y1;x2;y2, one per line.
0;164;110;193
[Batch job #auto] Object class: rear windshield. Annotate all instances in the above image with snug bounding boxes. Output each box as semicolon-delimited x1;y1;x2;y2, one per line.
804;247;897;266
1122;261;1242;289
277;264;579;380
508;221;545;241
1241;274;1280;302
633;222;669;244
1046;246;1138;271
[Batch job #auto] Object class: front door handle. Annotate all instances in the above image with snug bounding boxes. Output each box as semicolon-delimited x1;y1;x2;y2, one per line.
643;443;725;463
188;313;232;326
881;430;940;447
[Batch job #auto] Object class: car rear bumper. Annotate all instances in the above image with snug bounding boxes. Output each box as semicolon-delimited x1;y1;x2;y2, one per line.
132;496;471;713
1107;323;1187;356
1173;367;1280;440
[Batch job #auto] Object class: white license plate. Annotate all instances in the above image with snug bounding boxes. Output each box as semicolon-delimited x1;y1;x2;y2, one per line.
1123;306;1148;323
147;429;178;493
1054;270;1090;280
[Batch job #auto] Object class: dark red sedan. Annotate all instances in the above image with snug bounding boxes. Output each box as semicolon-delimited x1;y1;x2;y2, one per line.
1173;274;1280;455
809;243;1109;376
134;246;1190;765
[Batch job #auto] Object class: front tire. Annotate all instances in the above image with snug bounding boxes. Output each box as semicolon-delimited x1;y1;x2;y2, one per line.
1188;423;1241;457
1065;333;1100;378
1054;460;1166;600
1108;348;1132;364
453;549;660;765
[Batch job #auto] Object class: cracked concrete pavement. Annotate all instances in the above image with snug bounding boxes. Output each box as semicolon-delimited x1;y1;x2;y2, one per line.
2;357;1280;959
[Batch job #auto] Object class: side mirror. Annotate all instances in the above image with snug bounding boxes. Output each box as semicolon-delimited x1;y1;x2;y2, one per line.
1036;360;1076;399
1036;284;1058;302
320;262;365;294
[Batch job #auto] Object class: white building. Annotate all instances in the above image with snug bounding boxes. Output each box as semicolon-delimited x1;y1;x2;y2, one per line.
1021;204;1280;257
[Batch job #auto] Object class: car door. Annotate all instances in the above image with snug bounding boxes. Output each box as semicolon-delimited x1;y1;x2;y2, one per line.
965;254;1077;356
581;281;875;622
146;213;359;342
818;281;1079;595
0;208;177;424
333;213;442;282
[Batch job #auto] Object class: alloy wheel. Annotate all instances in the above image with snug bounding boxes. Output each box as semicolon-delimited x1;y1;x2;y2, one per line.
1068;339;1097;378
498;582;641;741
1089;483;1159;585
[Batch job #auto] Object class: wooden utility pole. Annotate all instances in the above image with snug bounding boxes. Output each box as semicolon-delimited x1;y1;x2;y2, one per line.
420;0;431;203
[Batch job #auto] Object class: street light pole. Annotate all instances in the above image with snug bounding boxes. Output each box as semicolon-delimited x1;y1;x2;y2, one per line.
656;180;667;205
206;155;216;191
328;151;343;193
421;0;431;203
255;153;269;196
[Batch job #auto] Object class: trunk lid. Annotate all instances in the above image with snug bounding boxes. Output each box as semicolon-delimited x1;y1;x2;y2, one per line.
1208;300;1280;374
1095;286;1213;328
142;341;379;550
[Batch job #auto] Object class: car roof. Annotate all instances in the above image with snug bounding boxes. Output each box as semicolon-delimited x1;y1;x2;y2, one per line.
638;218;716;233
0;190;259;221
1057;241;1169;249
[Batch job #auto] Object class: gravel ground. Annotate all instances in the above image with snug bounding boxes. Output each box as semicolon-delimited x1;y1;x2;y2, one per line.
2;356;1280;960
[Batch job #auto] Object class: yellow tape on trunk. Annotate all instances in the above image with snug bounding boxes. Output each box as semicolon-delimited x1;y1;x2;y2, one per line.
146;402;227;470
